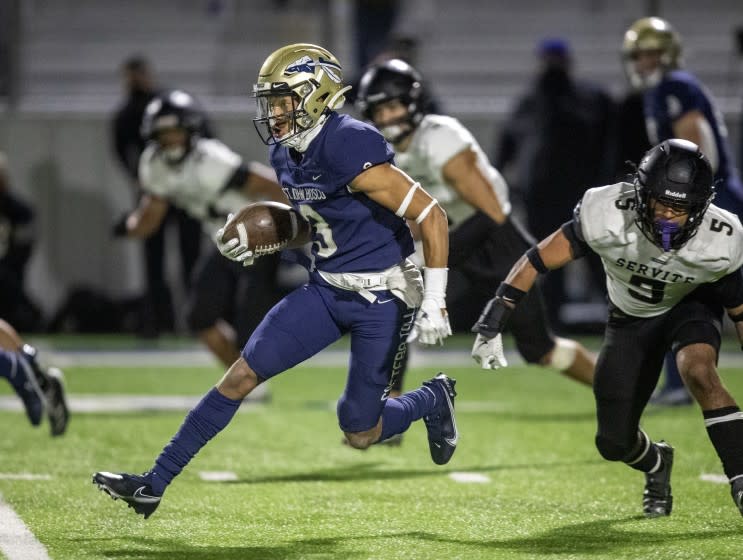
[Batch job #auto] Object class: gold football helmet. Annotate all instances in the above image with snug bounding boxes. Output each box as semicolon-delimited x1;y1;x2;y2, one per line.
622;17;682;89
253;43;351;147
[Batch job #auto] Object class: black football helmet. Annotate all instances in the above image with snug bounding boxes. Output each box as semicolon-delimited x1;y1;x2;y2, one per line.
634;139;715;251
355;58;429;143
141;90;206;163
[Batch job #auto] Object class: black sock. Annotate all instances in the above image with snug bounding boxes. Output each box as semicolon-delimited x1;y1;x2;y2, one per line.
704;406;743;480
624;430;663;473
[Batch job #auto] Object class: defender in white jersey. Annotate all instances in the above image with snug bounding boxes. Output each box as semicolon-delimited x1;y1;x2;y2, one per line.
356;59;595;401
116;90;290;369
473;139;743;519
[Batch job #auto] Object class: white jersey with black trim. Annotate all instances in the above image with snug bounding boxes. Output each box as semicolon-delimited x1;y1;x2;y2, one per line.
139;138;250;237
578;181;743;318
393;114;511;229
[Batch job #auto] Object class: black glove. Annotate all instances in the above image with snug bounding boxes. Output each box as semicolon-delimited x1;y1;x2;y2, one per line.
111;213;130;237
471;283;526;338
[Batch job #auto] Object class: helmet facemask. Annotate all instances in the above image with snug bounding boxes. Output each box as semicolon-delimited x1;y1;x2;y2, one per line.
253;84;315;147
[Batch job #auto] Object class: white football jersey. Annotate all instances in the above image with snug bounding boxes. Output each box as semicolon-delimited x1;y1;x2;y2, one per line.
139;138;251;237
578;182;743;317
393;114;511;229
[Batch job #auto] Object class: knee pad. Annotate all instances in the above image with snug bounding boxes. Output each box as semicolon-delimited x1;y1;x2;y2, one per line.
595;434;631;462
547;337;578;370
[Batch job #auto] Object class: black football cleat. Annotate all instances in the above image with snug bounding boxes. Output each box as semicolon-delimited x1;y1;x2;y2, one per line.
12;350;45;426
93;471;161;519
21;345;70;436
44;367;70;436
730;477;743;517
422;373;458;465
643;441;674;518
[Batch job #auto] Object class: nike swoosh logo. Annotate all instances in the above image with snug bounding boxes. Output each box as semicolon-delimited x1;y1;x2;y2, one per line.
433;442;441;448
443;390;459;446
312;174;322;181
377;298;395;304
133;486;161;503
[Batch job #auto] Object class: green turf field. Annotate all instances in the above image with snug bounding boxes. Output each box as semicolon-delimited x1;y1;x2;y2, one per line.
1;342;742;559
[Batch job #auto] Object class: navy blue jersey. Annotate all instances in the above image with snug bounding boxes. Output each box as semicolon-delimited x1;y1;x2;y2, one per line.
644;70;743;212
269;112;414;273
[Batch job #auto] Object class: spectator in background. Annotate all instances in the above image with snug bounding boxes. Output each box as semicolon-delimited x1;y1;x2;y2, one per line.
494;38;614;330
0;152;41;331
353;0;401;73
111;55;202;337
622;17;743;406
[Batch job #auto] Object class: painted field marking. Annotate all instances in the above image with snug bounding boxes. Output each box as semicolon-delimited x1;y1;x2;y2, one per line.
0;473;52;481
199;471;238;482
700;473;728;484
449;472;491;484
0;493;51;560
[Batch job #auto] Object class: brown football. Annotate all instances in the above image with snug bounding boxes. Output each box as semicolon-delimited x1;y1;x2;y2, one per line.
220;201;310;255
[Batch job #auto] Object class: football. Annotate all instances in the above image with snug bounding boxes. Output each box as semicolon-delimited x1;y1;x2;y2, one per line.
220;201;310;255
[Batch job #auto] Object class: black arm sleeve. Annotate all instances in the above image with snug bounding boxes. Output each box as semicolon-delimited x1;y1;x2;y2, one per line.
560;220;591;259
560;199;591;259
221;163;251;192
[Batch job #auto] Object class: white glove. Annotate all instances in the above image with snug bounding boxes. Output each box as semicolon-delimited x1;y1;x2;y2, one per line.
411;296;452;345
409;268;452;346
471;333;508;370
215;214;255;266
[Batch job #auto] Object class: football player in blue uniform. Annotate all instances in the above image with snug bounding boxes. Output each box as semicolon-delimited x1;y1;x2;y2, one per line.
93;43;457;519
0;319;69;436
622;17;743;406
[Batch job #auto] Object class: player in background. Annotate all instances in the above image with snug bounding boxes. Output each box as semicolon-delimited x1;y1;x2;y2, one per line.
355;59;595;406
472;139;743;518
622;17;743;406
113;90;289;388
93;43;457;519
0;319;69;436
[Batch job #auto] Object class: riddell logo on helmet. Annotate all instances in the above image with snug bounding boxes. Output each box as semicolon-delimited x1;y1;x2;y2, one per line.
664;190;687;198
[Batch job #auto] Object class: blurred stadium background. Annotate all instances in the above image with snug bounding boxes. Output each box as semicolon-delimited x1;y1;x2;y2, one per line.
0;0;742;321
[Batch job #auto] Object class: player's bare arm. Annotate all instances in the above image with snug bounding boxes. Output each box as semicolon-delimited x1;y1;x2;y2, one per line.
350;162;448;269
673;110;719;172
442;148;507;225
502;228;576;298
124;194;169;238
242;161;290;204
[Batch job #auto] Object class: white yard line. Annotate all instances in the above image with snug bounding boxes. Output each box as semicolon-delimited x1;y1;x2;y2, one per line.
0;474;51;481
199;471;238;482
40;348;743;369
700;473;729;484
0;395;263;414
449;472;491;484
0;493;51;560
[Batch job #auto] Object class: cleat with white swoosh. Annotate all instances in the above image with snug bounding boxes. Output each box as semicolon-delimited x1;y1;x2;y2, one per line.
92;471;161;519
422;373;458;465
